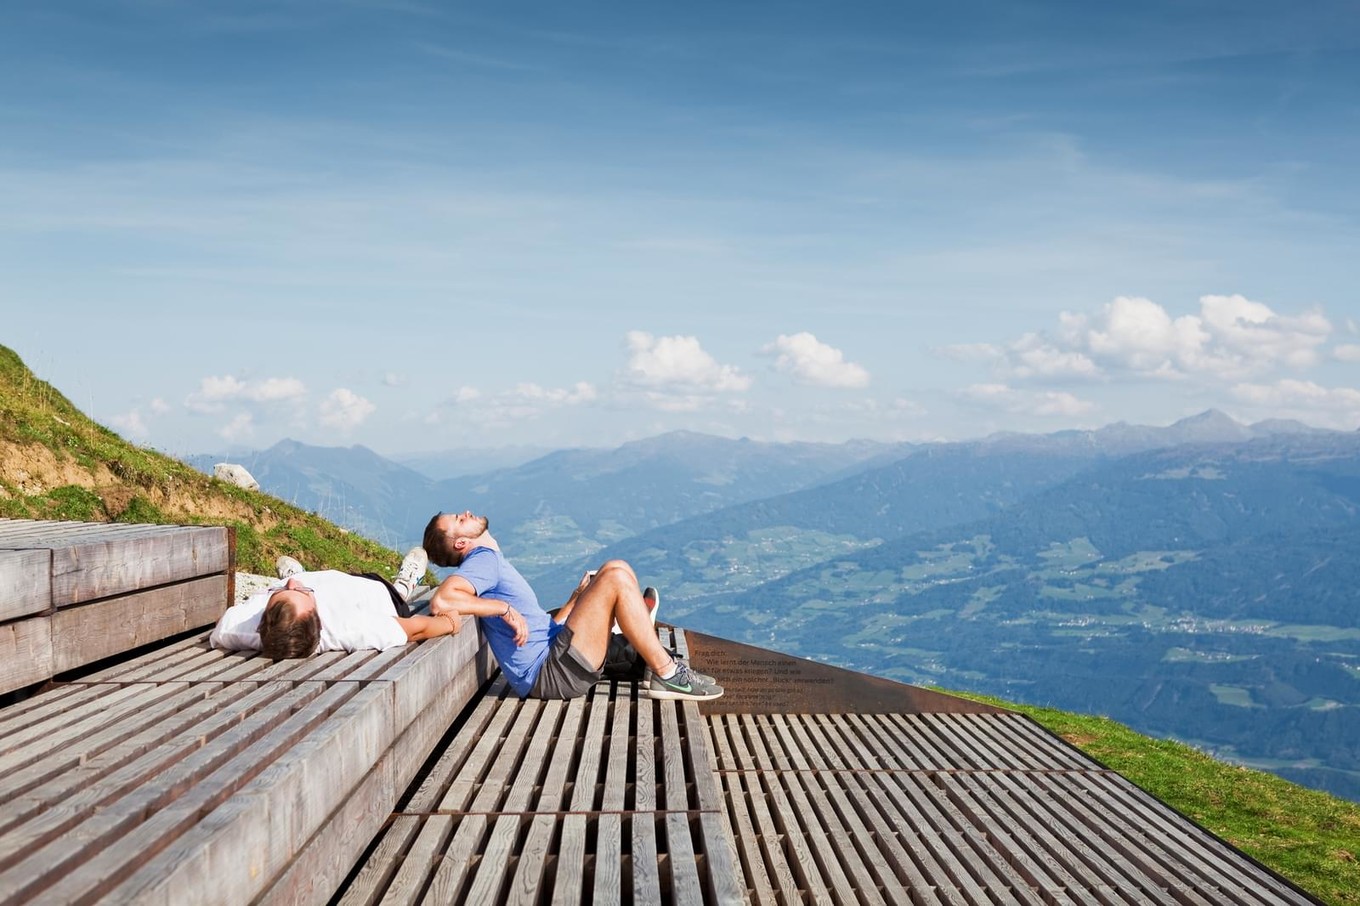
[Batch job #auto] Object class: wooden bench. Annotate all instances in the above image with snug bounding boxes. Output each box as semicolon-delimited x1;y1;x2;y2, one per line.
0;518;231;696
338;625;747;905
0;595;494;905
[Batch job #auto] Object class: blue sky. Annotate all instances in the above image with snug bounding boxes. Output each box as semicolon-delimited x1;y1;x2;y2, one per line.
4;1;1358;457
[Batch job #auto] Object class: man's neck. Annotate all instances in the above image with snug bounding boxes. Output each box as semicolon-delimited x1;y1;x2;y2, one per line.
469;532;499;551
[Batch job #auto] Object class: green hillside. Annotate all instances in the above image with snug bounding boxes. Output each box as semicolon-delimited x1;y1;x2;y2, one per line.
0;343;400;576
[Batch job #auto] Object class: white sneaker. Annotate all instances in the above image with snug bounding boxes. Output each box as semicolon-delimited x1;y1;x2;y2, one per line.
393;547;428;601
276;556;305;579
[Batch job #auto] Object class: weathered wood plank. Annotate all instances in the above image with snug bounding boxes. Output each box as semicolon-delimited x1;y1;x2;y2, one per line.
0;681;329;902
100;682;393;906
717;772;777;905
695;811;747;906
506;814;555;905
942;772;1120;906
592;813;623;906
461;814;518;905
988;771;1181;905
1083;771;1313;903
0;682;197;799
663;813;703;905
334;815;423;906
568;684;612;813
838;770;972;906
553;814;588;906
50;525;229;606
0;616;52;696
601;688;631;812
682;702;724;812
0;549;50;621
51;574;228;674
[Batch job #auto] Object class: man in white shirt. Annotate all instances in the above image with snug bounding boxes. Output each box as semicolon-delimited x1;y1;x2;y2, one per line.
211;550;459;659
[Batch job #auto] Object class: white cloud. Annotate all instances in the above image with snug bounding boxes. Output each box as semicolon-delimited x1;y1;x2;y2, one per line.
624;331;750;392
217;412;254;441
383;372;407;387
939;343;1004;364
149;398;171;415
109;409;148;437
1008;332;1099;379
510;381;597;405
186;374;307;413
250;377;309;402
1231;380;1360;429
762;332;870;389
1084;296;1209;374
1333;344;1360;363
958;383;1095;417
318;388;375;430
967;294;1334;386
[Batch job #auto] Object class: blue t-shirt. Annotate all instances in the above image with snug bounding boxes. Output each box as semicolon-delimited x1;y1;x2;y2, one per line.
454;546;561;696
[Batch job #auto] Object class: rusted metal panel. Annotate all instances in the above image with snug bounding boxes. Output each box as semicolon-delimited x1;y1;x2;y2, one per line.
681;627;1008;716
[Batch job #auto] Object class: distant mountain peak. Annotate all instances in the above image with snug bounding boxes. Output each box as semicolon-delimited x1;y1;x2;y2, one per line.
1173;409;1242;429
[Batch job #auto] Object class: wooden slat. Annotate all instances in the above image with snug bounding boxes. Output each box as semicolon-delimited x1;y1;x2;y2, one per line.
0;681;330;902
592;813;623;906
717;771;775;905
97;682;394;906
939;772;1109;906
0;617;52;696
0;549;50;621
790;769;890;906
50;574;228;673
838;769;972;906
49;525;228;606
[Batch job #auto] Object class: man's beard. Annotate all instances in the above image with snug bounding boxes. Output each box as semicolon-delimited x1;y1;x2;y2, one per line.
471;515;489;535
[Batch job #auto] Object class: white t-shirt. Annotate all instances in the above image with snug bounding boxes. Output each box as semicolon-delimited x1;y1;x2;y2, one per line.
210;570;408;653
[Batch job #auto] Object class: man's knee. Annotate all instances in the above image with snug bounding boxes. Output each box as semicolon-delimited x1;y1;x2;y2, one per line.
595;560;638;587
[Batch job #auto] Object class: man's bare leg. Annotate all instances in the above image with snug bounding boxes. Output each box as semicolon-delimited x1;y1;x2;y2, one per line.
561;560;674;672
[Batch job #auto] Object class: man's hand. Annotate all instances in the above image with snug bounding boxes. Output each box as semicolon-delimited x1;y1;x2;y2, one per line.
503;606;528;646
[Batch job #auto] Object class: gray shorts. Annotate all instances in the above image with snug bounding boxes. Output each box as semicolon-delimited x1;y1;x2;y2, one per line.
528;626;601;700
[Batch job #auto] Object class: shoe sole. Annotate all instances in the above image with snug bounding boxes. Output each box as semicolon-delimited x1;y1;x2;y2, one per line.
644;686;724;701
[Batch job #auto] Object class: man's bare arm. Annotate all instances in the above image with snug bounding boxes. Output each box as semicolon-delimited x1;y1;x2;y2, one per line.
430;575;529;646
396;613;463;641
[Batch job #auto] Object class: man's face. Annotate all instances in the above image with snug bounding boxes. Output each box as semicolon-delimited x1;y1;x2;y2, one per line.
443;511;489;539
266;578;317;617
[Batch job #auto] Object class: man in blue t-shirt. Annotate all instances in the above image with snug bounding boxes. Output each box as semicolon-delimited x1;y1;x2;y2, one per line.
423;510;723;702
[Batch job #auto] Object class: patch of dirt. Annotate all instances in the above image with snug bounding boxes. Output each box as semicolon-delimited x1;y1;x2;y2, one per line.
0;440;118;493
0;439;279;529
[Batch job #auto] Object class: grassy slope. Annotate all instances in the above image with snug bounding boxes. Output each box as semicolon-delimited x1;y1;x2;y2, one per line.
0;343;399;575
954;692;1360;905
2;345;1354;901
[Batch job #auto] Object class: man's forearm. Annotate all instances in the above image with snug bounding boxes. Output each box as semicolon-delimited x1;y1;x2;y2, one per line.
431;586;516;618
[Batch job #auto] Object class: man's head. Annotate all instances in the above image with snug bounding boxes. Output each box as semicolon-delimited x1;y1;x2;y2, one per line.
423;510;490;567
258;578;321;660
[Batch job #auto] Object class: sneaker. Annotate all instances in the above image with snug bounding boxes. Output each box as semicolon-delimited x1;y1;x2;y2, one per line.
646;660;724;702
393;547;428;601
642;586;660;625
276;556;305;579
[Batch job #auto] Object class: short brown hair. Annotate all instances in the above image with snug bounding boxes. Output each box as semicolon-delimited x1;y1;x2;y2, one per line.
423;512;456;567
259;595;321;660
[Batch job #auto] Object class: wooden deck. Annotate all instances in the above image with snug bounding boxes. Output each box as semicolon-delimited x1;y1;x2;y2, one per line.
0;518;231;696
338;629;1320;905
